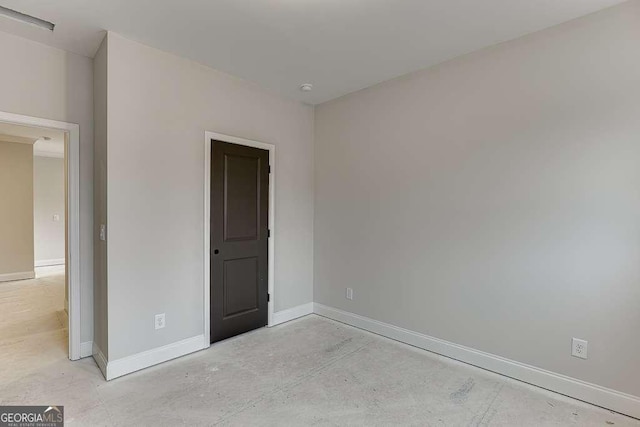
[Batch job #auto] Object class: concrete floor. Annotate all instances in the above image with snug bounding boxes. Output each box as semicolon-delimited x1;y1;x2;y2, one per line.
0;268;638;426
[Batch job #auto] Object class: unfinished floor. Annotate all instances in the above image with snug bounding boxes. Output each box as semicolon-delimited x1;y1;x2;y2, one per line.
0;291;637;427
0;265;67;385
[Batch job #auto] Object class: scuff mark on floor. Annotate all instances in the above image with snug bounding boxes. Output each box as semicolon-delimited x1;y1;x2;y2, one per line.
450;378;476;403
324;337;353;353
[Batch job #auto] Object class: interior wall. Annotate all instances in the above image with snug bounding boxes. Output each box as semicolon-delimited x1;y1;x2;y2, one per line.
33;156;66;264
105;33;314;360
0;140;34;277
314;1;640;398
93;35;109;357
0;30;94;344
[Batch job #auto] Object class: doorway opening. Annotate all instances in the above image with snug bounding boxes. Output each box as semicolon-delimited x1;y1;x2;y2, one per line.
203;132;275;347
0;111;81;365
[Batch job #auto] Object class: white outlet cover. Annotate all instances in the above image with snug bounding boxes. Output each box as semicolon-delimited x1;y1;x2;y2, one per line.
572;338;588;359
346;288;354;300
155;313;166;330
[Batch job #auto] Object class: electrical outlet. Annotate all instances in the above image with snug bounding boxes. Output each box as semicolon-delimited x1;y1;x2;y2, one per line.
572;338;588;359
346;288;354;300
155;313;166;330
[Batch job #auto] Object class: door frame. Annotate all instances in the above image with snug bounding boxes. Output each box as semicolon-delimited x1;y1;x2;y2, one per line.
203;131;275;348
0;110;82;361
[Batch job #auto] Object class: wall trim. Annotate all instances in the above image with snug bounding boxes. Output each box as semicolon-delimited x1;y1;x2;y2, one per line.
0;111;82;361
104;335;205;381
271;302;314;326
0;134;37;145
34;150;64;159
35;258;65;267
92;343;108;378
203;131;276;348
0;271;35;282
313;303;640;419
80;341;93;358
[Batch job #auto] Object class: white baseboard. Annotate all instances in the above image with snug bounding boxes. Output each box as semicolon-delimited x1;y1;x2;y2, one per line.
271;302;314;326
313;303;640;420
0;271;35;282
92;343;108;378
35;258;65;267
80;341;93;358
104;335;205;380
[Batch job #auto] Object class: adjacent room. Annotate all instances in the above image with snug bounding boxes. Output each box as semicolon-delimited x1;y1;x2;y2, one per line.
0;122;68;383
0;0;638;425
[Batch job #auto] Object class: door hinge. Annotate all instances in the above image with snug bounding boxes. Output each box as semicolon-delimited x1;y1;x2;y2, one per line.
267;293;270;302
268;165;271;174
268;229;271;238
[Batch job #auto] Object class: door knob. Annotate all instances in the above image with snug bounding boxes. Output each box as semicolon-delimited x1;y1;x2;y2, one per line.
214;249;219;254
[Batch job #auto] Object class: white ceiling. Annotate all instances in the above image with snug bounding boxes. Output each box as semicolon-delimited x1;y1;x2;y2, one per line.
0;121;65;156
0;0;627;104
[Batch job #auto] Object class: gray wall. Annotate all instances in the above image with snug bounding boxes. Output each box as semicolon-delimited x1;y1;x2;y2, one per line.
105;33;314;360
33;156;65;264
93;35;109;356
0;30;94;344
314;1;640;398
0;140;33;276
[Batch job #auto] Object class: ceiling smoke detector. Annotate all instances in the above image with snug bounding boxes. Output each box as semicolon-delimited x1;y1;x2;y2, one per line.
299;84;313;92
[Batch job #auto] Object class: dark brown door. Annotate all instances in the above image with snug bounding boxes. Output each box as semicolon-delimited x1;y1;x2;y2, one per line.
210;140;269;343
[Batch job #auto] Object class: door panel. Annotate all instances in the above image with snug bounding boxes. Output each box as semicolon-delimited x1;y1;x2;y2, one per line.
223;257;259;318
211;140;269;343
224;154;259;241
